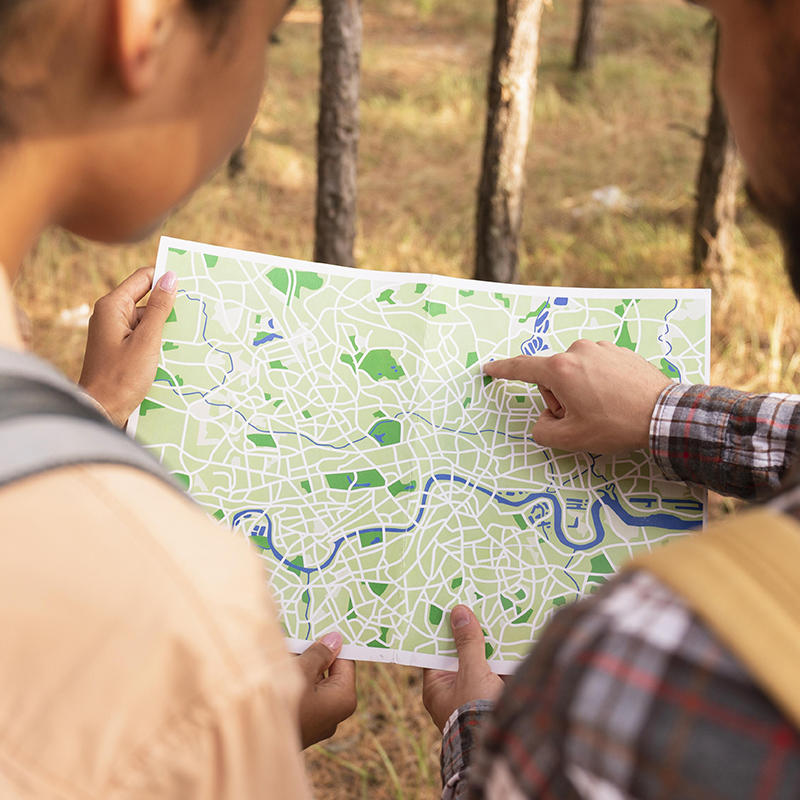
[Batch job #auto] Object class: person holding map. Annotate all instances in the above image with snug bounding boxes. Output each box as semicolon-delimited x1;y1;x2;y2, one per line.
0;0;355;798
423;1;800;796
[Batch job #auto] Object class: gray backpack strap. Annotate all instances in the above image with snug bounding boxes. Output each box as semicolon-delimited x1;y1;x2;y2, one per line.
0;348;180;492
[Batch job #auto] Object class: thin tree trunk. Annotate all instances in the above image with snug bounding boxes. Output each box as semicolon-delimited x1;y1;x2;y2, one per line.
314;0;363;268
475;0;545;284
692;29;739;284
572;0;604;72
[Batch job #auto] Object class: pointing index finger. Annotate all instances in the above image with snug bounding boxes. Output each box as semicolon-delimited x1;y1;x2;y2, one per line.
483;355;552;385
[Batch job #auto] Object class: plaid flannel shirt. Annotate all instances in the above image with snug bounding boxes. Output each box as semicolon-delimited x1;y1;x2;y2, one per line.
440;383;800;800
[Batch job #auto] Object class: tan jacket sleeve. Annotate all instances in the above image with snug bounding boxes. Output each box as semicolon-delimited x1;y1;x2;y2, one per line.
0;463;311;800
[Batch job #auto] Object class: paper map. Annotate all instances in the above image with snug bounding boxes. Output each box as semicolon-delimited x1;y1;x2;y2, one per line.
129;236;710;672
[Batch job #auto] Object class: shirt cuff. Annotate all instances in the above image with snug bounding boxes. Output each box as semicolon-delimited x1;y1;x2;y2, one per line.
649;382;697;482
440;699;495;796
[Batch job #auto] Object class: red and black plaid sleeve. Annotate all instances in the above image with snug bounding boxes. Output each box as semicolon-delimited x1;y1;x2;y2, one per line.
650;383;800;499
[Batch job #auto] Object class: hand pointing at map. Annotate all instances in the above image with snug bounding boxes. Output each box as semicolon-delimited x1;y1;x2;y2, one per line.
484;340;672;454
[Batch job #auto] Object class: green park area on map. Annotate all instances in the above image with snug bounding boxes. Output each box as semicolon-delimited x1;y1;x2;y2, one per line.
132;237;709;671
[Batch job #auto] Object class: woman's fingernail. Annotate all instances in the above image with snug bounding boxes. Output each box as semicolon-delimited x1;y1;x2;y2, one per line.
158;271;177;292
451;605;472;630
320;631;342;651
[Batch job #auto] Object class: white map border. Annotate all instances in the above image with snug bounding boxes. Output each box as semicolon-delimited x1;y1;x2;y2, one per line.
129;235;711;673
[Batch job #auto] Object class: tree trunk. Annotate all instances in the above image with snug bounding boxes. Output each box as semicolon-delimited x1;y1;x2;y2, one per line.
475;0;545;284
314;0;363;268
692;30;739;284
572;0;604;72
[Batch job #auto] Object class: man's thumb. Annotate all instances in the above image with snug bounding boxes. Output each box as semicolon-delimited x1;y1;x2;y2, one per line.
450;605;488;673
137;271;178;344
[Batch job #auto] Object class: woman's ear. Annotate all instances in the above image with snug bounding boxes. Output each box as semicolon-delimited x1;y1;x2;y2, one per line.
112;0;178;95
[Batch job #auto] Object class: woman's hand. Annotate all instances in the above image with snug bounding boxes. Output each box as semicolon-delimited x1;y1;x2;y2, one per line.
422;605;505;733
296;632;358;748
79;267;177;428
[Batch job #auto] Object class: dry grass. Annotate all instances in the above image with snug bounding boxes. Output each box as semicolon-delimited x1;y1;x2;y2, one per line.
12;0;800;796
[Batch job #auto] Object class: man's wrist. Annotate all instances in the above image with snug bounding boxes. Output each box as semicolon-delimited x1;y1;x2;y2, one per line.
440;699;495;791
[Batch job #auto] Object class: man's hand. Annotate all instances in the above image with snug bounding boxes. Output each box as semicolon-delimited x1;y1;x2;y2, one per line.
484;340;672;454
79;267;177;428
296;632;357;748
422;605;505;733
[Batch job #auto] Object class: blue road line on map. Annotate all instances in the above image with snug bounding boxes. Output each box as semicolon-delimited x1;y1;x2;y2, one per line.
234;473;699;595
658;299;682;381
253;333;284;345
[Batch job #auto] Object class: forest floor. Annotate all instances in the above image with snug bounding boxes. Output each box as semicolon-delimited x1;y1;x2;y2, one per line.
13;0;799;797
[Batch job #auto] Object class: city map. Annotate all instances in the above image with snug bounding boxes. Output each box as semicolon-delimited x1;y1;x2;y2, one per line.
130;237;710;672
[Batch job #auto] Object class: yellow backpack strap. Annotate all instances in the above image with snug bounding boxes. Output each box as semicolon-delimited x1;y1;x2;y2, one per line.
628;508;800;729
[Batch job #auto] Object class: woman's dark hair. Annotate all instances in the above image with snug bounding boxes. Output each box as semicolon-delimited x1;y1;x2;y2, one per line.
0;0;242;139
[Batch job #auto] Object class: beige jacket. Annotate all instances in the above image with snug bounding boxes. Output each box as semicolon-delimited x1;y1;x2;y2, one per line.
0;272;311;799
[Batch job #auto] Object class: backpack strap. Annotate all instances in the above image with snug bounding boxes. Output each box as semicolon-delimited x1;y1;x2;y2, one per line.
628;507;800;730
0;347;179;492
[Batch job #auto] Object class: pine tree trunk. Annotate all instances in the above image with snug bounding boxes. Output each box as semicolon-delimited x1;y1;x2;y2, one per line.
475;0;545;284
692;30;739;284
573;0;604;72
315;0;363;268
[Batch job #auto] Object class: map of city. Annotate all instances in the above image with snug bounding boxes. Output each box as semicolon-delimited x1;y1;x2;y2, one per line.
130;237;710;672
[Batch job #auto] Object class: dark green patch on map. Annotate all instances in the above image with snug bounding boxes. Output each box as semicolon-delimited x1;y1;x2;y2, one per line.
369;419;402;446
326;470;385;490
287;556;305;575
346;598;357;621
501;595;513;611
423;301;447;317
250;535;269;551
173;472;190;490
204;254;218;269
429;605;444;626
359;530;383;548
660;358;681;379
139;399;164;416
340;354;356;372
512;609;534;625
267;267;289;295
155;367;175;386
485;643;495;659
513;514;528;530
590;554;614;574
301;480;311;494
162;341;179;352
465;351;478;368
302;410;312;419
553;597;567;607
165;308;177;324
168;247;186;256
247;433;277;448
269;360;288;370
451;577;463;589
615;321;636;351
515;589;526;600
483;375;493;387
415;283;427;294
463;398;471;408
459;289;475;298
495;292;510;309
516;396;526;403
213;509;225;521
369;582;389;597
388;479;416;497
519;299;550;324
359;350;405;382
377;289;396;305
294;272;323;299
